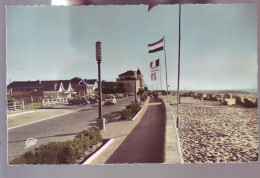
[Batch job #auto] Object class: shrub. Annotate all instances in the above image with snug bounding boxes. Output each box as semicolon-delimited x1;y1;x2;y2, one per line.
121;109;132;120
121;102;141;120
25;102;43;109
142;95;147;101
9;127;102;165
7;96;18;102
126;102;140;114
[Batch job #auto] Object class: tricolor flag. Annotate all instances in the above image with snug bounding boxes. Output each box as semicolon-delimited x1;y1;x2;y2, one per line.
150;59;160;71
148;38;164;53
148;4;158;12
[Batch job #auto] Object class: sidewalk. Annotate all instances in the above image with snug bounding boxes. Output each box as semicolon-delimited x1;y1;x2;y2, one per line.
90;96;166;164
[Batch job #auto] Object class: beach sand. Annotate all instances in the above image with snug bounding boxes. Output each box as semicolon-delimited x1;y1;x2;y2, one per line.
169;96;258;163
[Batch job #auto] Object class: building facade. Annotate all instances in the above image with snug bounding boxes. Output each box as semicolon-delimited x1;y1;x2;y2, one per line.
116;69;144;93
7;77;97;103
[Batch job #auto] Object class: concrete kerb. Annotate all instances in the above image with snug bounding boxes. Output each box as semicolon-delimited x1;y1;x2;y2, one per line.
7;110;37;117
82;138;115;165
161;97;184;164
131;97;150;121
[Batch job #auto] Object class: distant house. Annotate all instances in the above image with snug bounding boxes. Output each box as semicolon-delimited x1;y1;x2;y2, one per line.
116;69;144;93
7;80;44;103
7;77;97;103
7;80;75;103
41;80;75;99
71;77;97;96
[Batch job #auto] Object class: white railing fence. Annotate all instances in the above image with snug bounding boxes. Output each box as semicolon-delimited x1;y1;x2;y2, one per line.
42;98;68;107
7;101;24;111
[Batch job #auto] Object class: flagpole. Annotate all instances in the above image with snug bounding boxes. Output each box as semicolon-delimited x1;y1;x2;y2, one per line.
160;58;162;95
177;4;181;129
163;36;169;100
156;71;158;95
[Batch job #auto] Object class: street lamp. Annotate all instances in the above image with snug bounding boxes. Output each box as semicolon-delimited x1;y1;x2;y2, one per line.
96;41;105;130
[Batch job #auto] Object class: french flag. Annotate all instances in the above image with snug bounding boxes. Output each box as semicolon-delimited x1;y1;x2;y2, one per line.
148;38;164;53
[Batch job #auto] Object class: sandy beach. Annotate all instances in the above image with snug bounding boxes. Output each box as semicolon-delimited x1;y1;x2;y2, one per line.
169;96;258;163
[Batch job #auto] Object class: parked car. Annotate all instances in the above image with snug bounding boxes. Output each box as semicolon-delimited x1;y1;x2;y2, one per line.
115;93;124;99
104;96;117;105
68;97;90;105
88;98;98;104
128;93;135;96
87;96;98;104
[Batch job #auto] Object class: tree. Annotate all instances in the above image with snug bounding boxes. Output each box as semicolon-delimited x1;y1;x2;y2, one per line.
137;88;144;95
115;83;126;93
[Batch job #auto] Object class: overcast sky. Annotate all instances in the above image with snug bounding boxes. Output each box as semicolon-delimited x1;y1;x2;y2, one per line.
6;4;257;90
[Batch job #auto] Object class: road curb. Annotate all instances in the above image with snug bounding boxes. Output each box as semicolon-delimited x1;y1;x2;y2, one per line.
131;107;143;121
7;110;37;117
131;97;150;121
82;138;115;165
161;97;184;164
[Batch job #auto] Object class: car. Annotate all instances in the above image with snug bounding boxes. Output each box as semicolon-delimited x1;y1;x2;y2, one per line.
104;96;117;105
87;96;99;104
115;93;124;99
68;96;90;105
88;98;98;104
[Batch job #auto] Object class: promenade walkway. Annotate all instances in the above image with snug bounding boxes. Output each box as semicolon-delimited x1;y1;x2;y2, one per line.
90;96;166;164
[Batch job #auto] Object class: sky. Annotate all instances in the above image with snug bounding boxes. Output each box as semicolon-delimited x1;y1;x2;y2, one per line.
6;4;257;90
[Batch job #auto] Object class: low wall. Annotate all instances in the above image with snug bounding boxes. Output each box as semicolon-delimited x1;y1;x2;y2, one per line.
161;97;183;164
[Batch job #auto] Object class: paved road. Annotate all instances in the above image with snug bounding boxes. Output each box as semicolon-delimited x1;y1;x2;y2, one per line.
8;96;134;161
105;97;165;164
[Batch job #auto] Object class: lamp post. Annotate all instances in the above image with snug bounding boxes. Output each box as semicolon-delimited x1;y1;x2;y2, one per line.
96;41;105;130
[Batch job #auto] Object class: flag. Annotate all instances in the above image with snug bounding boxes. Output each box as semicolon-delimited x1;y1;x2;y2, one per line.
150;72;156;81
150;59;160;71
148;38;164;53
148;4;158;12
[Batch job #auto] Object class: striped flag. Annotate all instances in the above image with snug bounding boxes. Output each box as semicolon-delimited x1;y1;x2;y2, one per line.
150;59;160;71
148;4;158;12
148;38;164;53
